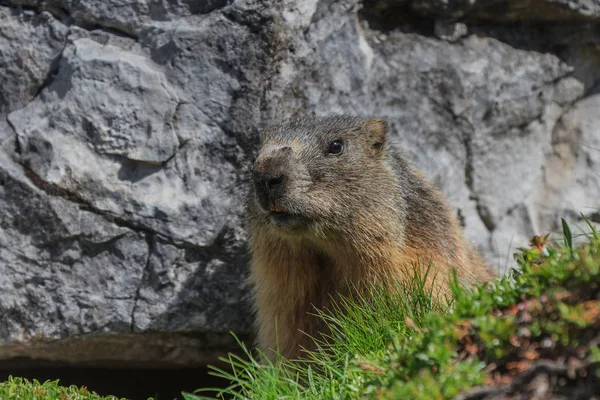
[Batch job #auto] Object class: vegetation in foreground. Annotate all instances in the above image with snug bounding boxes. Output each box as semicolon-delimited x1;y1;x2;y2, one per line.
0;377;128;400
1;218;598;399
190;218;600;400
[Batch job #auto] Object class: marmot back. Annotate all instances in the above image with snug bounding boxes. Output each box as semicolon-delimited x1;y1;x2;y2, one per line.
246;116;496;359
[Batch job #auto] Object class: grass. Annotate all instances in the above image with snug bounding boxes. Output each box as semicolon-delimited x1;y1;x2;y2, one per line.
188;216;600;400
0;376;128;400
2;217;598;399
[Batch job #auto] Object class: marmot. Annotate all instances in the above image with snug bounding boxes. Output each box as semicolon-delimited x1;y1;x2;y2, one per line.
246;116;496;360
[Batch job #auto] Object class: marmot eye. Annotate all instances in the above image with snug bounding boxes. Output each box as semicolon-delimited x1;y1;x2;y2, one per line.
327;140;344;155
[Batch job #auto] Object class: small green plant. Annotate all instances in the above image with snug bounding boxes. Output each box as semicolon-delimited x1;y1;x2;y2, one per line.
0;376;131;400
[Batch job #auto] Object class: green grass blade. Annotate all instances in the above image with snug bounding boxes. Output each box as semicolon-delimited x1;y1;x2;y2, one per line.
562;217;573;250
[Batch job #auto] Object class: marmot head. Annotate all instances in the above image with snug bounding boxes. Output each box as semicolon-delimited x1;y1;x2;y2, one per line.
248;116;396;235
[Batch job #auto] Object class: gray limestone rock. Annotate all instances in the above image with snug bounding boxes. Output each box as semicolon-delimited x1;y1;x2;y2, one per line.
0;8;68;118
0;147;146;349
0;0;599;366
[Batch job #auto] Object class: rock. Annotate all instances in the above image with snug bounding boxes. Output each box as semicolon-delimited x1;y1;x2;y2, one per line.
0;8;68;119
535;94;600;236
0;0;599;366
412;0;600;20
434;20;468;42
133;234;252;334
8;34;241;247
0;147;146;350
13;38;180;163
3;0;232;36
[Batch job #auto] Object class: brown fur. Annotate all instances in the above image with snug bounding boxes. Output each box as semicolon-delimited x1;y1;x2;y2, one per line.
246;116;496;360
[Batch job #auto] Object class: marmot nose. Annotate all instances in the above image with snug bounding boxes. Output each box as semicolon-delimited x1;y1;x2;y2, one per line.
253;171;286;199
253;170;287;211
266;174;284;191
252;146;291;210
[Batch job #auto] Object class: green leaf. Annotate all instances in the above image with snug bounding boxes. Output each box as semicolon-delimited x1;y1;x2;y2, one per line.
562;218;573;251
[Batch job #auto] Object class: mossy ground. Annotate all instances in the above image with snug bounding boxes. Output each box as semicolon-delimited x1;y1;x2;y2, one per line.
2;219;599;399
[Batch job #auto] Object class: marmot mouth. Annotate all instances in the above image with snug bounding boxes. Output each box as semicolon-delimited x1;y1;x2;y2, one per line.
268;211;305;228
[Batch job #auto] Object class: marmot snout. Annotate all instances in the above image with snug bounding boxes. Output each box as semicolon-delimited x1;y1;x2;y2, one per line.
246;116;496;360
251;145;297;226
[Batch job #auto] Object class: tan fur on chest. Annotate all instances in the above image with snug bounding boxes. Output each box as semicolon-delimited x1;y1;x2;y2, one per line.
248;223;461;359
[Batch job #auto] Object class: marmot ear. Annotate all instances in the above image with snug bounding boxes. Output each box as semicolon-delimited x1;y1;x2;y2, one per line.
366;118;388;156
